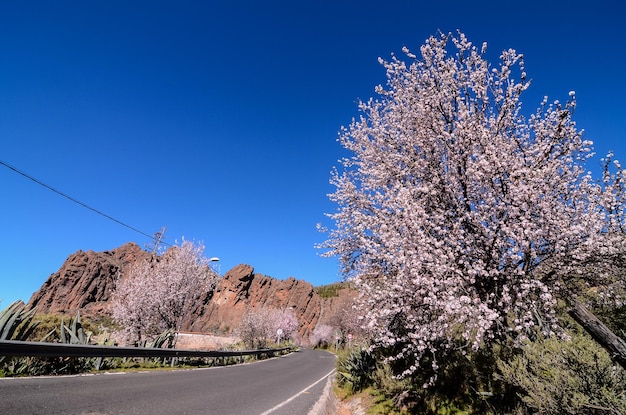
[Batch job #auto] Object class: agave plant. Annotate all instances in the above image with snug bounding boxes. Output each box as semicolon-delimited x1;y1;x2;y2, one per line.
0;301;40;341
58;312;91;345
0;301;41;370
142;329;175;348
337;347;377;393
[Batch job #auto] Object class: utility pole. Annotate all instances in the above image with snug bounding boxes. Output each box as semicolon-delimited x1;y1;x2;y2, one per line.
147;226;167;254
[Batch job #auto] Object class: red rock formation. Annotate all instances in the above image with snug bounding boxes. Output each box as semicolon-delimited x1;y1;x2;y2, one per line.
25;244;350;341
185;264;322;339
26;242;152;316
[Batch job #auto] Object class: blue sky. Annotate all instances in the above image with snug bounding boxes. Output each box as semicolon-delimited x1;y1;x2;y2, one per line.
1;1;624;305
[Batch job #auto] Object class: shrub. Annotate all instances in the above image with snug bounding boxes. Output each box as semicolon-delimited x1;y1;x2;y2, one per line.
315;283;348;298
337;347;377;393
497;332;626;414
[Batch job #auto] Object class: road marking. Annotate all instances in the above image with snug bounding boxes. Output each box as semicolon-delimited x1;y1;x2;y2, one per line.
258;368;336;415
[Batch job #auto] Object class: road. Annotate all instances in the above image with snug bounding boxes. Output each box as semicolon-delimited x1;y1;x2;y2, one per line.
0;349;336;415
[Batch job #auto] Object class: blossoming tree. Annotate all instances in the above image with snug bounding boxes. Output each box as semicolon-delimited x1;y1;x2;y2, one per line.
270;308;299;343
322;31;626;377
238;307;300;348
111;240;218;344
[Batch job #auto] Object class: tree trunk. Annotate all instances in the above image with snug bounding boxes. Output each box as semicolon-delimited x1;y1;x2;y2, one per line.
568;300;626;369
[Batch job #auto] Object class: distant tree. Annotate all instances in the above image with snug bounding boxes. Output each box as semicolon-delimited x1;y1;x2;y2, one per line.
270;308;299;343
110;240;218;344
238;307;299;348
321;31;626;377
310;323;334;348
238;308;272;349
323;291;364;342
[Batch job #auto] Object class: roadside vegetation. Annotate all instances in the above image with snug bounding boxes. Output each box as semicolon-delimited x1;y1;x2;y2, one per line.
0;241;298;377
331;302;626;414
0;298;295;377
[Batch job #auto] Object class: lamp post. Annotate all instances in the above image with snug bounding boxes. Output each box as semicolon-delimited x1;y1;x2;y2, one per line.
209;257;220;275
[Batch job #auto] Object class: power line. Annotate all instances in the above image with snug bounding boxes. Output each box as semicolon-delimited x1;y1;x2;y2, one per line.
0;159;171;247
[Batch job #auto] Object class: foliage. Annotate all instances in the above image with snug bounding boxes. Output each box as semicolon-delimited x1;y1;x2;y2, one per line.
336;347;377;393
315;282;349;298
271;308;299;343
404;345;518;415
23;313;101;342
140;329;176;348
2;312;96;376
237;307;299;349
110;240;218;344
336;343;517;415
351;328;626;414
321;30;626;378
337;386;410;415
370;363;414;411
497;332;626;414
583;288;626;342
0;301;41;371
322;290;366;346
58;313;91;345
0;301;40;342
310;323;335;348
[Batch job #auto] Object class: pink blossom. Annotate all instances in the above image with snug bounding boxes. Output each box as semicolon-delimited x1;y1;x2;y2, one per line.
110;240;218;344
320;31;626;378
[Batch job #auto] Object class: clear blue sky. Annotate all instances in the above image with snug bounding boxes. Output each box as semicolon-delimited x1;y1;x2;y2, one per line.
1;1;624;305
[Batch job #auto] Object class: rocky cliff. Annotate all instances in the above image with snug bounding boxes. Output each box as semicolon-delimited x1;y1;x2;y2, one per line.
27;242;152;317
186;264;322;339
26;243;341;340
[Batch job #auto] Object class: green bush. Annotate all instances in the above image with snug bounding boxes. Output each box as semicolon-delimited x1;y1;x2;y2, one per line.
315;282;349;298
25;313;102;342
497;332;626;414
393;346;516;415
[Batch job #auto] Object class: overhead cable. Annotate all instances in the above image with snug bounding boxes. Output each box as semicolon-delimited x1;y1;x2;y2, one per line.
0;159;171;247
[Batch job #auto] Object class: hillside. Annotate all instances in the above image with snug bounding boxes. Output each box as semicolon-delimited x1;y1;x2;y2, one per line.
26;242;353;340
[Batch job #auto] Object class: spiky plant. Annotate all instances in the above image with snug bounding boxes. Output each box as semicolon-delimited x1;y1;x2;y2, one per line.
58;312;91;345
0;301;40;341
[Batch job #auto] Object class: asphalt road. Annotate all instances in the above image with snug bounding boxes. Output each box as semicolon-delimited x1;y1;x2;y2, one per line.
0;349;336;415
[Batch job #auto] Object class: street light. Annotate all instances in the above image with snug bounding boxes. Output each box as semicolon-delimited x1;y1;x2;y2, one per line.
209;257;220;275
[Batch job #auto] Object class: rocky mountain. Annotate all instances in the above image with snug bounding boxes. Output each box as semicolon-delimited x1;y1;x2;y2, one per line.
26;243;348;340
27;242;152;317
185;264;322;338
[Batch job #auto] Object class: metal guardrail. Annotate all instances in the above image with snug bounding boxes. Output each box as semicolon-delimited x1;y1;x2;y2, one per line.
0;340;291;359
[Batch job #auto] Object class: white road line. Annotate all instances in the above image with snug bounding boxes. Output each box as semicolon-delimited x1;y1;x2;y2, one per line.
258;368;336;415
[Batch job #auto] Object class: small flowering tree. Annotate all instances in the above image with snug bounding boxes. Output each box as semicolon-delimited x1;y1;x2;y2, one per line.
270;308;299;343
310;324;334;348
111;240;218;344
238;307;300;348
321;31;626;377
238;308;272;349
323;292;364;342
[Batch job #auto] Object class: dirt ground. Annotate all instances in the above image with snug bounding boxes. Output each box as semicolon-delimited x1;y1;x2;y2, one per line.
336;396;364;415
334;391;366;415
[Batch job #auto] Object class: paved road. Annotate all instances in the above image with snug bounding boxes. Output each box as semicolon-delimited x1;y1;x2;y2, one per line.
0;349;336;415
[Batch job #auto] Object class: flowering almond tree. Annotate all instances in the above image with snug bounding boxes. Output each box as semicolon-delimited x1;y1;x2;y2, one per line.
238;307;300;348
322;31;626;377
271;308;299;343
310;323;334;348
111;240;218;344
